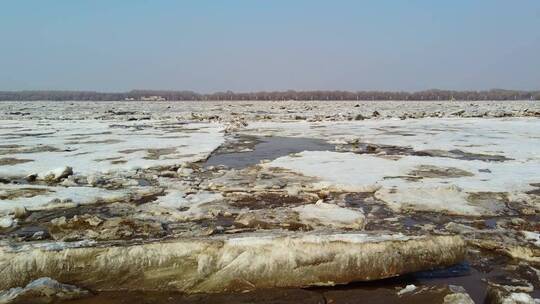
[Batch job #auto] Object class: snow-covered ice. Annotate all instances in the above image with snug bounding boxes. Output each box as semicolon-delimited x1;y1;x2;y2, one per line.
0;120;224;178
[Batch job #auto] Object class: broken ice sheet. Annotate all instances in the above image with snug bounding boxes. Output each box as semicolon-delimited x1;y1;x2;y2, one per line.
0;120;224;178
137;190;225;221
243;118;540;161
266;151;540;215
0;183;159;213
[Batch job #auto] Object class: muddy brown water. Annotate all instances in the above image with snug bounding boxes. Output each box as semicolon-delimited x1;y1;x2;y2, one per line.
64;288;445;304
63;262;539;303
204;136;334;169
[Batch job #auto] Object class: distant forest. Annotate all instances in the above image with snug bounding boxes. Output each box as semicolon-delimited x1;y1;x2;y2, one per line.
1;89;539;101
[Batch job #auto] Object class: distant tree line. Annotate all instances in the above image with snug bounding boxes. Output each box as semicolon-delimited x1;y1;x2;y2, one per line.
0;89;539;101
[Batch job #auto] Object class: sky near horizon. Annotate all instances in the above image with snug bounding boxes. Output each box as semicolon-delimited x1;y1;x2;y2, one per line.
1;1;539;92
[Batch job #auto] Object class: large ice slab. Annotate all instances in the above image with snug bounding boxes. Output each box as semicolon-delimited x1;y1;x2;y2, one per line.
0;120;224;178
244;118;540;161
266;151;540;215
0;233;465;293
0;184;159;213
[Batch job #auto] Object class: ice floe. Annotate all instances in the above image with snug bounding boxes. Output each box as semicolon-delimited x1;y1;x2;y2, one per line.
0;184;156;213
293;200;365;229
244;118;540;161
0;233;465;293
0;120;224;178
266;151;540;215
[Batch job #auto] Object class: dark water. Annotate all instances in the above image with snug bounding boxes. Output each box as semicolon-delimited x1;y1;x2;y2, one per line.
205;136;334;169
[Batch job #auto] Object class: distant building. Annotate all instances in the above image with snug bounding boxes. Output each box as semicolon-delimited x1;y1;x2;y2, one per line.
140;96;166;101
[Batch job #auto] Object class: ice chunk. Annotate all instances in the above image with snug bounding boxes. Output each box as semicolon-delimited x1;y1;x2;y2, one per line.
0;215;14;228
293;200;365;229
0;184;140;213
397;284;416;296
0;277;89;303
0;233;465;293
35;166;73;181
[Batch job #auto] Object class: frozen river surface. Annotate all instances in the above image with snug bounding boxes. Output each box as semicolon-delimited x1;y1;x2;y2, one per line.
0;101;539;303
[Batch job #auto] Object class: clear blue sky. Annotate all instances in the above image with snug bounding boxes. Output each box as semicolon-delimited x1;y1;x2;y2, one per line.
1;0;539;92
